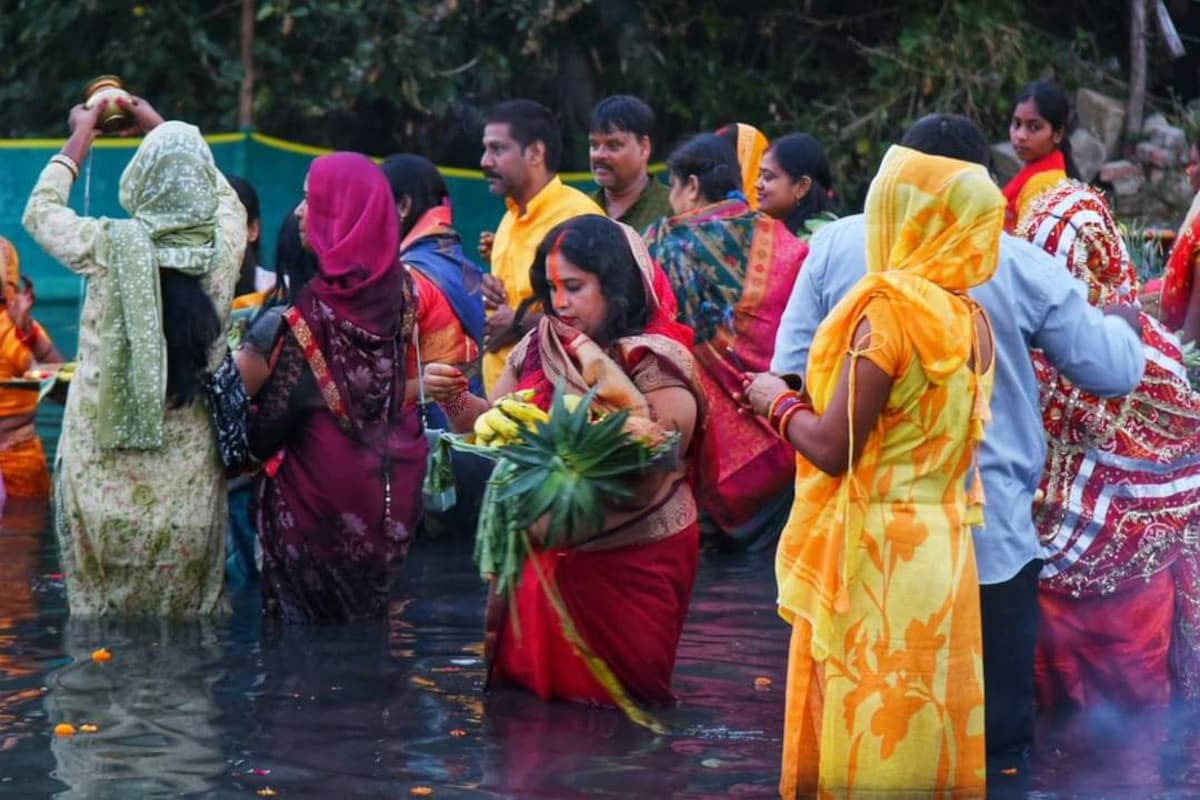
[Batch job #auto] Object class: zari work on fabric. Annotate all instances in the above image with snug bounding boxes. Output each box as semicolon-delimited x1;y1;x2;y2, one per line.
1159;188;1200;333
776;145;999;796
1018;181;1200;699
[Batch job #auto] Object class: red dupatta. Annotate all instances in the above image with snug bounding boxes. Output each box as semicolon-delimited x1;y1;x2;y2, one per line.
1160;191;1200;332
1002;149;1066;232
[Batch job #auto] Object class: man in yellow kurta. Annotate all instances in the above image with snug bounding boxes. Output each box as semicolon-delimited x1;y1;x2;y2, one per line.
479;99;602;390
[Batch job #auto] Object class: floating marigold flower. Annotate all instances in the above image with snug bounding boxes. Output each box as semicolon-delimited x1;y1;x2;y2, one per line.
91;648;112;663
53;723;76;737
79;724;99;733
256;789;278;798
409;787;434;797
753;676;772;689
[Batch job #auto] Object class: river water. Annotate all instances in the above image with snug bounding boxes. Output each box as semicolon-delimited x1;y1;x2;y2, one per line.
0;308;1198;798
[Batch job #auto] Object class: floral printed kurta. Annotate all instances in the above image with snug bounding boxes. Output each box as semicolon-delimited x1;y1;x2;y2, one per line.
22;161;244;616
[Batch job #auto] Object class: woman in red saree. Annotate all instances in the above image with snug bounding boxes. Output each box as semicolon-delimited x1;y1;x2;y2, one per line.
645;133;807;548
424;215;702;705
1003;79;1079;232
1158;140;1200;342
248;153;426;623
1017;181;1200;706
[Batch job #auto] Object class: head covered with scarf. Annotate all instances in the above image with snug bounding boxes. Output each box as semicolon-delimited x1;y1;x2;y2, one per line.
808;145;1002;398
293;152;414;439
778;145;1003;650
715;123;769;208
1016;180;1138;308
99;121;224;450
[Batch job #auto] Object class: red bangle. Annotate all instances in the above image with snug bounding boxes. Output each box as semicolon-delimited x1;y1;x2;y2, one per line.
768;391;803;429
776;402;807;440
14;327;36;348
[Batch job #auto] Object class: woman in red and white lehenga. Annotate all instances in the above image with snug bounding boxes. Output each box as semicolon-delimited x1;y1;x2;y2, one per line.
1018;180;1200;707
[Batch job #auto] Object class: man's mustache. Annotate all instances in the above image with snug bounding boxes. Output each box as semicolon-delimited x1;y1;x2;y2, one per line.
483;170;503;180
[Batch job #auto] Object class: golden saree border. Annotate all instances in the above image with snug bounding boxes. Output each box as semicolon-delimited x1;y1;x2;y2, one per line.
575;479;697;551
282;307;351;431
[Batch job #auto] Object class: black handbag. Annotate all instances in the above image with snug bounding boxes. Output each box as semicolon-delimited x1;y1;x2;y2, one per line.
205;348;251;468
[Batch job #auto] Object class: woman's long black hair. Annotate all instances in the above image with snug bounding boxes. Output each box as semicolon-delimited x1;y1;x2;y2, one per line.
226;175;261;295
529;216;648;346
161;270;220;408
1013;79;1081;179
380;154;450;242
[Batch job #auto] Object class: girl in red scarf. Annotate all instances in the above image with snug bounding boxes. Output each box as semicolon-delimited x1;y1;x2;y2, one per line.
424;215;703;705
1003;79;1080;232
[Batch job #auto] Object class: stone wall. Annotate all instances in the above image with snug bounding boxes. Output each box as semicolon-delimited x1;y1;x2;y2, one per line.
990;88;1194;227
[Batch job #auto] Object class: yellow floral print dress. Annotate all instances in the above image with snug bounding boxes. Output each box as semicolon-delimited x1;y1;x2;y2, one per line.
776;145;1002;797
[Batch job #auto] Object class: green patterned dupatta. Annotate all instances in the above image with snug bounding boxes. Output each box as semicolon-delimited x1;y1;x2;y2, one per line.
99;122;220;450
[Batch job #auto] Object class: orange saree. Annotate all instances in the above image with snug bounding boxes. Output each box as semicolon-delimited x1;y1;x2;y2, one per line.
777;147;998;797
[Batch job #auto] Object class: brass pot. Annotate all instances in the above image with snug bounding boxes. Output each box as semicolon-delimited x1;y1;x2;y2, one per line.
83;75;133;133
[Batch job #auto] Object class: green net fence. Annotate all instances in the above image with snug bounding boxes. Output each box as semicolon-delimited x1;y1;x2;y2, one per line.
0;130;605;356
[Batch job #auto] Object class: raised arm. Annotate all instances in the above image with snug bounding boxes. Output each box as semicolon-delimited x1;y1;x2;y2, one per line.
21;103;108;277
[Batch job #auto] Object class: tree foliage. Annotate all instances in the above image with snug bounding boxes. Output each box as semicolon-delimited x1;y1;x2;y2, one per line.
0;0;1154;205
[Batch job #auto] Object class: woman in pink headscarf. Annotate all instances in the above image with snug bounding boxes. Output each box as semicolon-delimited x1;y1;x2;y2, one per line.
247;152;426;622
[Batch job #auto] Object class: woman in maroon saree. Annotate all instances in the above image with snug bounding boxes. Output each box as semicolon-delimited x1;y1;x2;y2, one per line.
249;153;426;622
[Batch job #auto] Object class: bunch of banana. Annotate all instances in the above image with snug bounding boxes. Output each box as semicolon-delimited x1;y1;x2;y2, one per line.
473;388;550;447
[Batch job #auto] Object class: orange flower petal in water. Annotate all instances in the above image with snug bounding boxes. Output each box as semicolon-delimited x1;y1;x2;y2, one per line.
90;648;112;663
78;724;98;733
255;789;278;798
53;723;75;737
753;676;772;689
449;729;467;738
410;787;434;797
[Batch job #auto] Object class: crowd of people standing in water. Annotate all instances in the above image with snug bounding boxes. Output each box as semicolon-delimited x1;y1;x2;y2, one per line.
6;77;1200;796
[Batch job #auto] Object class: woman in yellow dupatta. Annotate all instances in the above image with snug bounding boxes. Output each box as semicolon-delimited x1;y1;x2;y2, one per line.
717;123;769;209
746;146;1000;796
0;237;62;499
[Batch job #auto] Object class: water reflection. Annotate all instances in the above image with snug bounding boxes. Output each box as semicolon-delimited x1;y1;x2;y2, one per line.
7;509;1200;797
44;618;225;799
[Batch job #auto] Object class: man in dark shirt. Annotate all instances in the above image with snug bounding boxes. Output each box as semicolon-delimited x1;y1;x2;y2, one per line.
587;95;671;234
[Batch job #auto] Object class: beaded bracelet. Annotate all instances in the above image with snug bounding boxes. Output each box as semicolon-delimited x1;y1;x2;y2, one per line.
49;154;80;180
439;387;472;418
